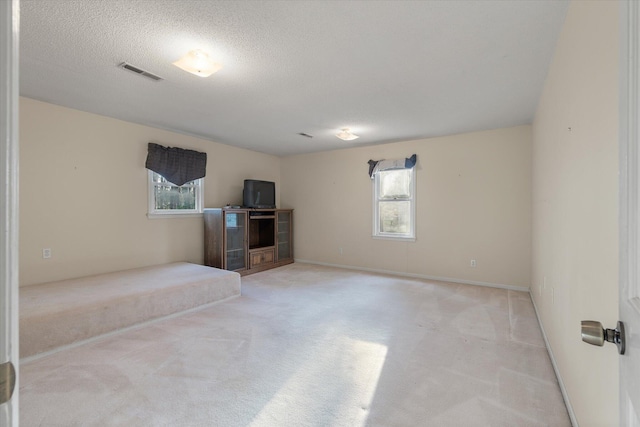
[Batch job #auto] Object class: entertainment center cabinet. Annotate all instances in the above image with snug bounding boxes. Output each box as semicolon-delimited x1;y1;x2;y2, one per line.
204;208;293;275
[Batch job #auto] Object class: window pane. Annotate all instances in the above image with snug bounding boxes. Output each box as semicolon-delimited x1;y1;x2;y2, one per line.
379;169;411;199
154;185;196;210
379;200;411;234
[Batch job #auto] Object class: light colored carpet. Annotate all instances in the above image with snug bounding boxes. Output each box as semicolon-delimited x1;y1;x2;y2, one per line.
20;262;240;357
20;263;570;426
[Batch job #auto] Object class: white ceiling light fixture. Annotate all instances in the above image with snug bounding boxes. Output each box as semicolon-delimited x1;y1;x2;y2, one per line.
173;49;223;77
336;128;359;141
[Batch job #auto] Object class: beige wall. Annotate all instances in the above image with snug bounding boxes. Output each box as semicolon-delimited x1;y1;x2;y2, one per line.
531;1;619;426
281;126;532;289
20;97;280;286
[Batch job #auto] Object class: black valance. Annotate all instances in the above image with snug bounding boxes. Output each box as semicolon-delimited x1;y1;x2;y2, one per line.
368;154;417;179
145;142;207;186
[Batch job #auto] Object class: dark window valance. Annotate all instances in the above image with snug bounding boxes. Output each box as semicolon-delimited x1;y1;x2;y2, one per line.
368;154;417;179
145;142;207;186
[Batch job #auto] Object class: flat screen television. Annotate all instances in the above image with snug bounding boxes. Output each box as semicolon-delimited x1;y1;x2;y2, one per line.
243;179;276;208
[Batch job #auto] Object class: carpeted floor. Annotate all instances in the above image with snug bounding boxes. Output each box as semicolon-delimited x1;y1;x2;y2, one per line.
20;263;571;426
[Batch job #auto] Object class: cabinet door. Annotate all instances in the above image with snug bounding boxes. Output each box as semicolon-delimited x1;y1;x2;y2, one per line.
224;211;247;271
276;211;292;261
250;248;275;269
250;251;263;268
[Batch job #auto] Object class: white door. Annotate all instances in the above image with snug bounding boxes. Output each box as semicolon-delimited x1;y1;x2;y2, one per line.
620;1;640;426
0;0;20;426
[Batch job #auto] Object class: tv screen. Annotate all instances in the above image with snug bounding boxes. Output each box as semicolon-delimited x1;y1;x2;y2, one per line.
243;180;276;208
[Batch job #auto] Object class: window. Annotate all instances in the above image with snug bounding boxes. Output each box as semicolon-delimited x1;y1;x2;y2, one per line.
373;168;415;239
148;171;203;217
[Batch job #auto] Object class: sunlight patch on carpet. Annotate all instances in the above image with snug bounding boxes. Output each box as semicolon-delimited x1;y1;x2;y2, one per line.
249;337;388;426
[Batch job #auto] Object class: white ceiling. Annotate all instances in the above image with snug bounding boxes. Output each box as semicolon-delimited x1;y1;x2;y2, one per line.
19;0;569;157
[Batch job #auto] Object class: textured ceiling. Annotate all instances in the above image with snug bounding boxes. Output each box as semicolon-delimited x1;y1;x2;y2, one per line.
19;0;569;157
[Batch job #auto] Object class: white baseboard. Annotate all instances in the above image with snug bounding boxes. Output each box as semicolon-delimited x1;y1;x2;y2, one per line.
529;294;578;427
294;259;529;292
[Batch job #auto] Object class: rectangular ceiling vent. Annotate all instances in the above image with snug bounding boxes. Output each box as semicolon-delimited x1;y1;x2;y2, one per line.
118;62;163;81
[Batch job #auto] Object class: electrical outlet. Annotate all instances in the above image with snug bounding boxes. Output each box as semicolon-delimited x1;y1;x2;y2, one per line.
551;287;555;305
42;248;52;259
339;247;343;255
470;259;476;268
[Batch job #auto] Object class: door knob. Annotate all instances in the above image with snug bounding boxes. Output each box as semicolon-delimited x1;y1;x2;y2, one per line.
0;361;16;404
581;320;625;355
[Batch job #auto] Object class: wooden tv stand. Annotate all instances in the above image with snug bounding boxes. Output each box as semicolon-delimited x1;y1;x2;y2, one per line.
204;208;293;275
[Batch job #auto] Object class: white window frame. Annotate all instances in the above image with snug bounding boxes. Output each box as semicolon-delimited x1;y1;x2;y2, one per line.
373;168;416;240
147;170;204;218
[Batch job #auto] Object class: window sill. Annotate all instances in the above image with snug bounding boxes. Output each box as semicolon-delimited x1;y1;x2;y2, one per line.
147;212;204;219
373;235;416;242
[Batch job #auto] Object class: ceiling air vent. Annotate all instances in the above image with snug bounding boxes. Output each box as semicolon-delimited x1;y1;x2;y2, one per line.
118;62;163;81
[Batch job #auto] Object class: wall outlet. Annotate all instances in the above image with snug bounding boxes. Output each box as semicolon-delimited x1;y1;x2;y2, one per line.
42;248;52;259
470;259;476;268
551;287;555;305
339;247;343;255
